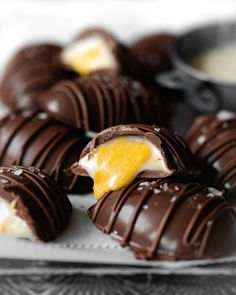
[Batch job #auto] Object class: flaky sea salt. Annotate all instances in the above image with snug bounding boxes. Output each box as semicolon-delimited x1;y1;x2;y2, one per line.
154;127;160;132
207;187;223;197
153;188;161;194
161;183;168;192
139;181;149;187
13;169;23;176
28;167;35;173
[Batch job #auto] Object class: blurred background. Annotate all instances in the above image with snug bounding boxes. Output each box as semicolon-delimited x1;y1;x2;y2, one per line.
0;0;236;72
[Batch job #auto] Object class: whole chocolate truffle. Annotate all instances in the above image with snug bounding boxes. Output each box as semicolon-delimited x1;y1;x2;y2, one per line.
61;28;131;76
0;43;76;111
185;110;236;204
130;33;174;80
0;112;92;194
39;72;161;131
0;166;72;241
88;178;236;260
69;124;198;199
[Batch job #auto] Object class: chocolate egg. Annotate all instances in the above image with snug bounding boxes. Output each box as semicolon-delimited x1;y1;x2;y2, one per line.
69;124;198;199
0;166;72;241
0;43;76;111
88;177;236;260
0;112;92;194
185;110;236;204
39;72;161;131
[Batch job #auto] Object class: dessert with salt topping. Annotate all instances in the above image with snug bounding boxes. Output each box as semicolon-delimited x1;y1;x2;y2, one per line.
185;110;236;204
88;177;236;260
69;124;198;199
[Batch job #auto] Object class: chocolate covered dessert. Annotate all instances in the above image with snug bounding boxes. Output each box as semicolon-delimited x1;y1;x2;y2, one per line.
185;110;236;204
61;28;131;76
69;124;198;199
0;44;75;111
0;112;92;193
130;33;174;80
0;166;72;241
39;73;160;131
88;177;236;260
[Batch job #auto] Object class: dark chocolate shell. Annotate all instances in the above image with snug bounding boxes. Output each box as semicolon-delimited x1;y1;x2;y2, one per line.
0;166;72;241
130;33;174;80
0;112;92;194
185;111;236;204
0;43;76;111
88;177;236;260
70;124;198;179
38;73;160;131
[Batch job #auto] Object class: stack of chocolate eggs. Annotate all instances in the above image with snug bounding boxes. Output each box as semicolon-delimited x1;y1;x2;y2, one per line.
0;28;172;243
69;123;236;260
0;27;236;262
0;28;168;195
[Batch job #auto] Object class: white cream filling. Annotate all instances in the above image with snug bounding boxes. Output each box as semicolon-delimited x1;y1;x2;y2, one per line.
79;136;171;183
61;35;117;74
0;198;34;239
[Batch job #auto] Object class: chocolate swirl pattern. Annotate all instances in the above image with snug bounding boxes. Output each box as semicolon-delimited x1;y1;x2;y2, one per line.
39;73;160;131
88;178;236;260
0;44;76;111
185;111;236;203
0;166;72;241
0;112;92;194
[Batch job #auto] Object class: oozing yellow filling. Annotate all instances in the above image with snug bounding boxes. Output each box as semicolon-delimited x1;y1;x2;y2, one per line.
93;138;151;199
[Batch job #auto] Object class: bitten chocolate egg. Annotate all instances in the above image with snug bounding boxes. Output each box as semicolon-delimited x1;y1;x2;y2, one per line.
69;124;198;199
0;166;72;241
39;72;161;131
130;33;174;80
0;112;92;194
88;178;236;260
0;43;76;111
185;110;236;203
61;28;131;76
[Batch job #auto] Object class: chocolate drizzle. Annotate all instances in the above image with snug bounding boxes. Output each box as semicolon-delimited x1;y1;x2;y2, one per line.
70;124;198;179
0;44;76;111
0;166;72;241
39;72;160;131
88;178;236;260
0;112;92;193
185;111;236;203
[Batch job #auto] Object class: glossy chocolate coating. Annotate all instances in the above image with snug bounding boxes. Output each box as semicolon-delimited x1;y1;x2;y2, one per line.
0;112;92;194
39;72;161;131
185;111;236;203
130;33;174;80
70;124;198;179
88;177;236;260
0;44;76;111
0;166;72;241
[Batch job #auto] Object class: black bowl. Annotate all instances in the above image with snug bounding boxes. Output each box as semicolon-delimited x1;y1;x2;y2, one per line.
157;22;236;132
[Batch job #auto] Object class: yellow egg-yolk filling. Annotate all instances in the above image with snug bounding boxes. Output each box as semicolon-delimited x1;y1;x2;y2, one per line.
61;35;116;75
79;137;168;200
